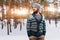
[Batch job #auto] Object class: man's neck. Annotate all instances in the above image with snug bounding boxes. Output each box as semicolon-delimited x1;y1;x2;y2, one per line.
35;12;40;15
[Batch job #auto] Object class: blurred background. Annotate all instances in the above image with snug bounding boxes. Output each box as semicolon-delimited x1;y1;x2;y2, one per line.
0;0;60;40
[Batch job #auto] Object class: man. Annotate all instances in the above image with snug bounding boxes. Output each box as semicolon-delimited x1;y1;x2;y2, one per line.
27;3;46;40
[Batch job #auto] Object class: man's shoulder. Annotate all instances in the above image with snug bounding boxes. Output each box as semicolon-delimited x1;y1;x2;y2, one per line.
29;14;34;18
27;14;33;19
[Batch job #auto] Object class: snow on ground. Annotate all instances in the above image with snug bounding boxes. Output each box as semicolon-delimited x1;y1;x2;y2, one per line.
0;20;60;40
45;20;60;40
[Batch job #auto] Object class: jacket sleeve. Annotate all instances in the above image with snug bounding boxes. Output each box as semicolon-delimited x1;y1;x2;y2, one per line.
42;14;46;36
26;16;32;37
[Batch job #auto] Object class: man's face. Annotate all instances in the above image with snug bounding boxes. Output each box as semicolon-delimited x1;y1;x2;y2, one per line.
32;7;39;13
32;7;38;12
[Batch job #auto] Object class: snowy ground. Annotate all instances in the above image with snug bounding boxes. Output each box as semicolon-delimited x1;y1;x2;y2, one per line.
0;19;60;40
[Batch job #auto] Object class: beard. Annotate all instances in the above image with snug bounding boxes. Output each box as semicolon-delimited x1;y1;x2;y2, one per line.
33;9;39;14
